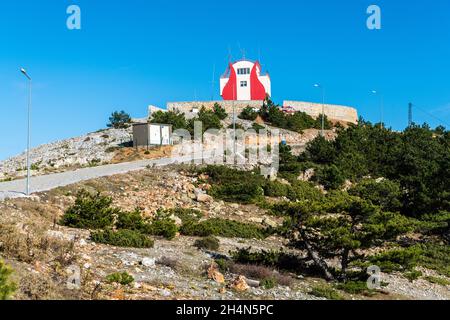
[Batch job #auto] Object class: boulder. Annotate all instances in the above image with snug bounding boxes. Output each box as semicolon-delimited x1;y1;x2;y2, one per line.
141;257;156;267
231;275;249;292
197;193;213;203
263;218;278;228
207;263;225;284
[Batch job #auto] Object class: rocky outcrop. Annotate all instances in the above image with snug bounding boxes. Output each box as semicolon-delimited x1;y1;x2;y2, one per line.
0;128;132;179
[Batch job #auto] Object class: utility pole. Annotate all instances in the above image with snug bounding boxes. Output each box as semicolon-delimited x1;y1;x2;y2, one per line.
20;68;32;196
314;84;325;137
232;84;236;166
371;90;384;129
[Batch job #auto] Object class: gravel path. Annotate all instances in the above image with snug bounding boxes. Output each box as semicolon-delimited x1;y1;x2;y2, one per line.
0;154;202;201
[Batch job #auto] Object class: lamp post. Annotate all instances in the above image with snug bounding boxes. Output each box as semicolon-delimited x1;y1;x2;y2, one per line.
20;68;32;195
371;90;384;129
314;84;325;136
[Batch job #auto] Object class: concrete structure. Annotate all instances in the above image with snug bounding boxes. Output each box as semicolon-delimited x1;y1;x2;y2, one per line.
283;101;358;124
220;60;270;101
166;100;263;119
133;123;172;147
148;105;166;118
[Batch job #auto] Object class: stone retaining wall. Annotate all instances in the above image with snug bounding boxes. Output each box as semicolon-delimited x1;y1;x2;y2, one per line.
167;100;263;118
283;100;358;124
163;100;358;124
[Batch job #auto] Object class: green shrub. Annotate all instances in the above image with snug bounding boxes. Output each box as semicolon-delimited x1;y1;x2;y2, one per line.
423;276;450;286
313;164;345;190
419;244;450;277
107;110;131;129
367;246;422;273
263;181;291;198
252;123;265;132
147;219;178;240
230;248;308;274
239;106;259;121
202;166;266;204
160;208;204;224
150;110;188;130
300;136;335;165
189;106;223;133
0;260;16;300
181;218;268;239
213;103;228;120
288;181;323;201
194;236;220;250
60;190;118;229
106;272;134;285
335;281;375;295
116;209;149;232
215;258;231;273
91;229;154;248
210;182;265;204
349;179;402;212
310;285;344;300
260;277;277;289
403;270;423;282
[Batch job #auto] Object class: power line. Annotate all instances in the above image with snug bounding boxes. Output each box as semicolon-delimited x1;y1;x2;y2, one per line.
413;104;450;128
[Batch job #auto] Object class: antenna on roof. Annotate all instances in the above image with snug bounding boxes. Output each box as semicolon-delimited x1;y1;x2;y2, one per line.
237;42;246;60
227;46;232;63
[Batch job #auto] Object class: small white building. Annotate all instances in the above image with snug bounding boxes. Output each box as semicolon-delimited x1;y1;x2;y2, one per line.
132;123;172;147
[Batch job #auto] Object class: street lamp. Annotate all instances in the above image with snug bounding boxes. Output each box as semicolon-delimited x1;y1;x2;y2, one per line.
314;84;325;136
20;68;32;195
371;90;384;129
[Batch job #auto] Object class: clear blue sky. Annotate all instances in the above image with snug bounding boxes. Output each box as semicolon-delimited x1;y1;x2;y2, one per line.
1;0;450;160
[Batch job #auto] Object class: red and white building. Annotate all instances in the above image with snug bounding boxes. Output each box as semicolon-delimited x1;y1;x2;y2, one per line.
220;60;271;101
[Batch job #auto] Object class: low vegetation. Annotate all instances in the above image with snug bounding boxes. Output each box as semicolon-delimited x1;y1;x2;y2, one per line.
181;218;268;239
106;272;134;285
310;284;345;300
238;98;333;133
194;236;220;250
150;104;228;134
0;260;16;300
60;190;118;229
90;229;154;248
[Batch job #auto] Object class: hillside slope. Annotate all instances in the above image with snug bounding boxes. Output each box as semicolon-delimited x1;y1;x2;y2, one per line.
0;128;132;181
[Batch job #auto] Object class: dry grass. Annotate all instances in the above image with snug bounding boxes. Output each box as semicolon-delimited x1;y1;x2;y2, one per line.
229;263;293;287
111;146;173;163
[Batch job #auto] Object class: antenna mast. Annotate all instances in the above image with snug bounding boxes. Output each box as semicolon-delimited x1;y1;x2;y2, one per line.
408;103;413;127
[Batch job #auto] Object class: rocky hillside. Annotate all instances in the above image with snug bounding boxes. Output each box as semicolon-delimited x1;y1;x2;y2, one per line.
0;165;448;300
0;118;335;183
0;128;132;181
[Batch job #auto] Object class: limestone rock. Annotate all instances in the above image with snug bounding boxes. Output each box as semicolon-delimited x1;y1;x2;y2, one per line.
263;218;278;228
298;168;315;182
207;263;225;284
196;193;213;203
231;276;249;292
141;257;156;267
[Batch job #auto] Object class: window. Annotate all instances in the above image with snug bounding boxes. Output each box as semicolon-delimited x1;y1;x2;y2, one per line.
240;81;248;87
237;68;250;75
